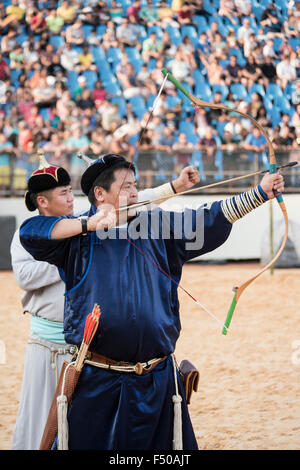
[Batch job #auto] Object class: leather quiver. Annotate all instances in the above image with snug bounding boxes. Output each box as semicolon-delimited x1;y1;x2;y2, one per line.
39;361;81;450
179;359;200;405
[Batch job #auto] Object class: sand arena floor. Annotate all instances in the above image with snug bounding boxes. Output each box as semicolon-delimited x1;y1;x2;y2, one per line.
0;264;299;450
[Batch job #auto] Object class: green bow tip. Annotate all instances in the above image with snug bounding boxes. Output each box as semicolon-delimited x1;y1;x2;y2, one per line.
222;291;237;335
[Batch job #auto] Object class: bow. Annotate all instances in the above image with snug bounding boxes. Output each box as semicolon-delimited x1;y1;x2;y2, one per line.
161;68;289;335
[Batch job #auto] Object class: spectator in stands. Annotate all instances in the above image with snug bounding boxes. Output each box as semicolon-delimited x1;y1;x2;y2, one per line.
89;128;107;156
43;133;69;170
157;1;179;29
65;124;91;187
173;132;194;172
0;131;14;188
273;124;297;149
77;88;96;114
292;80;300;105
243;127;268;162
168;50;195;87
5;0;25;22
200;54;226;85
9;46;25;71
109;124;135;160
93;80;107;106
0;54;10;81
218;0;238;25
262;10;284;38
161;31;178;59
23;43;40;72
237;18;254;47
60;41;80;72
207;20;220;43
197;32;211;58
100;101;122;132
101;20;119;50
233;0;252;20
291;101;300;130
32;77;57;108
116;17;141;50
139;1;159;26
57;1;76;25
243;32;259;59
180;36;197;70
224;54;243;86
77;44;97;73
66;18;85;46
260;54;277;85
72;75;88;103
176;2;194;25
262;38;279;60
127;0;142;24
40;43;56;70
78;7;100;26
137;127;158;189
109;0;124;25
240;53;264;90
1;30;18;58
211;32;229;60
191;0;211;21
142;32;163;64
30;11;48;35
276;54;297;89
45;9;65;34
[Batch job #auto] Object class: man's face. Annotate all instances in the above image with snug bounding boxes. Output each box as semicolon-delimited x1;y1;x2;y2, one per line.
97;168;138;209
37;185;74;217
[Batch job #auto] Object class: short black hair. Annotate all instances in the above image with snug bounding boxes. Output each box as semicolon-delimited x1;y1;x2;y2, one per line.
88;161;135;204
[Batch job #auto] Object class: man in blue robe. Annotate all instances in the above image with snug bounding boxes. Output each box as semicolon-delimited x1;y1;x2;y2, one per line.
20;154;284;450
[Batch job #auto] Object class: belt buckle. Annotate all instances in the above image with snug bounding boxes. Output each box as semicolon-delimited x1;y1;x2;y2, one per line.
135;362;143;375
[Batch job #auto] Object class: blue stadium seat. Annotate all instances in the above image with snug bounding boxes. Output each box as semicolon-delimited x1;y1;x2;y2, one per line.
267;107;281;127
274;95;291;114
230;83;248;100
91;47;106;62
49;35;65;48
195;83;212;101
106;47;122;65
193;15;209;34
103;81;122;96
165;25;182;46
128;95;146;119
125;47;141;61
111;97;127;117
181;25;198;47
208;16;228;37
266;83;283;101
82;71;98;89
82;24;93;39
178;121;195;135
147;25;163;39
248;83;266;97
212;84;229;101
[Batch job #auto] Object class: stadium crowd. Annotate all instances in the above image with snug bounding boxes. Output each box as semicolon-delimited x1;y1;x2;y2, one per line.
0;0;300;192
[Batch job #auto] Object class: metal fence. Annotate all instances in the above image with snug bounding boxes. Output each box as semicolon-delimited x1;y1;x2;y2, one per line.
0;148;299;197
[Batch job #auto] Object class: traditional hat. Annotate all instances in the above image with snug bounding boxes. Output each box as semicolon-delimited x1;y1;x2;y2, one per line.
25;149;71;211
80;153;135;196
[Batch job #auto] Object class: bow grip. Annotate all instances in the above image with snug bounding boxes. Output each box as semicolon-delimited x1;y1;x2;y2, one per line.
222;291;237;335
269;163;283;202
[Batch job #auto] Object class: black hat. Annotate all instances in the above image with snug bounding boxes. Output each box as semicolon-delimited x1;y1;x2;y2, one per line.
25;150;71;211
80;153;135;196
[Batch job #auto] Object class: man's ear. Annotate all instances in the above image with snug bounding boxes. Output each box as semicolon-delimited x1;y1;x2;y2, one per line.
36;195;49;210
94;186;105;203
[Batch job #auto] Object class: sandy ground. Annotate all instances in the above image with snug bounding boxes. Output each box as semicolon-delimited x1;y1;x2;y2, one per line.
0;263;299;451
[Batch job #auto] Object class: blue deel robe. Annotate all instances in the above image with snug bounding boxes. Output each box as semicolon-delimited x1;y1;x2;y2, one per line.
20;203;232;450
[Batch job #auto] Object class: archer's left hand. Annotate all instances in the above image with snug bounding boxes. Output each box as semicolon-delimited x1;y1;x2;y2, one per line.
260;172;285;199
172;166;200;193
